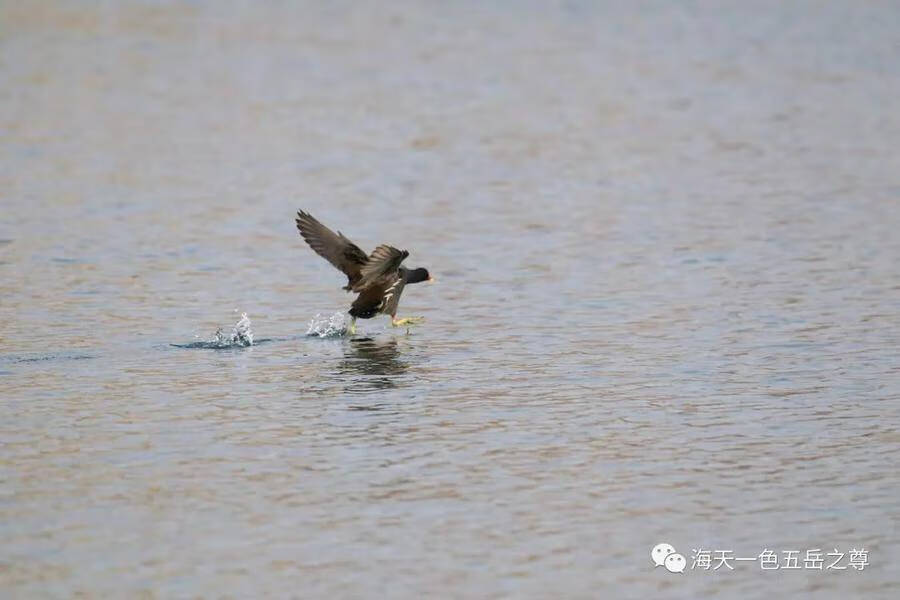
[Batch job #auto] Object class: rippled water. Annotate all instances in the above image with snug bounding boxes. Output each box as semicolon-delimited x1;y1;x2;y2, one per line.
2;1;899;597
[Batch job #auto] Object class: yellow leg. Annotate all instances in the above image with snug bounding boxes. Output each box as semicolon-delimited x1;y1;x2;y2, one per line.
348;317;357;335
391;316;425;327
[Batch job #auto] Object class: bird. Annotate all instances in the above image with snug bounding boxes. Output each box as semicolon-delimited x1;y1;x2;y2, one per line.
295;210;434;334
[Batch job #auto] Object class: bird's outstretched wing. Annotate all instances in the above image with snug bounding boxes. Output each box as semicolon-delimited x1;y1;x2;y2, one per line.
296;210;368;290
352;244;409;292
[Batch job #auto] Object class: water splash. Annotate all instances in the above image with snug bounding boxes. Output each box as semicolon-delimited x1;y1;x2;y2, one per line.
306;312;349;338
218;311;254;346
174;312;255;349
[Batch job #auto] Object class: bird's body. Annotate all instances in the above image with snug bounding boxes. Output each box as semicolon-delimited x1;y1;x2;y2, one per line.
295;210;432;333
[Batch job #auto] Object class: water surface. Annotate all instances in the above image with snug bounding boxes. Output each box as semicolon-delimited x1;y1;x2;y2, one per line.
2;1;899;597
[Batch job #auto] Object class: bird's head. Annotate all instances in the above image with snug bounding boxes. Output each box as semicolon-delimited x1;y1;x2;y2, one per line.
408;267;436;284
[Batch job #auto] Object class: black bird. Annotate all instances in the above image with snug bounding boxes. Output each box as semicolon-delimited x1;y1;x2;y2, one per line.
295;210;434;334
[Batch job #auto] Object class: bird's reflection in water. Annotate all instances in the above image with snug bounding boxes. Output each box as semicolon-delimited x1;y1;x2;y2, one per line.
338;336;408;396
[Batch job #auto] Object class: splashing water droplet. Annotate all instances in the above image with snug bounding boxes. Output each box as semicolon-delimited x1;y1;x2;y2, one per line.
306;312;348;338
231;312;253;346
209;312;253;347
173;312;256;349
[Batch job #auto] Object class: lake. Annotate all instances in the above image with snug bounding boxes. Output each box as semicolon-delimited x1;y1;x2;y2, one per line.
1;1;898;597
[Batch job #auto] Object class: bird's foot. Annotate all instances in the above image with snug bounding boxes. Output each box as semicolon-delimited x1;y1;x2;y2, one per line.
347;317;357;335
392;316;425;327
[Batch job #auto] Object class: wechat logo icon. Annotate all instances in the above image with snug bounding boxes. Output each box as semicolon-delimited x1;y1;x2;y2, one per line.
651;543;686;574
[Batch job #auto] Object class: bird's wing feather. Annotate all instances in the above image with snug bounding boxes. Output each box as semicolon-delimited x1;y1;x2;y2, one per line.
352;245;409;292
350;285;386;317
296;210;368;287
